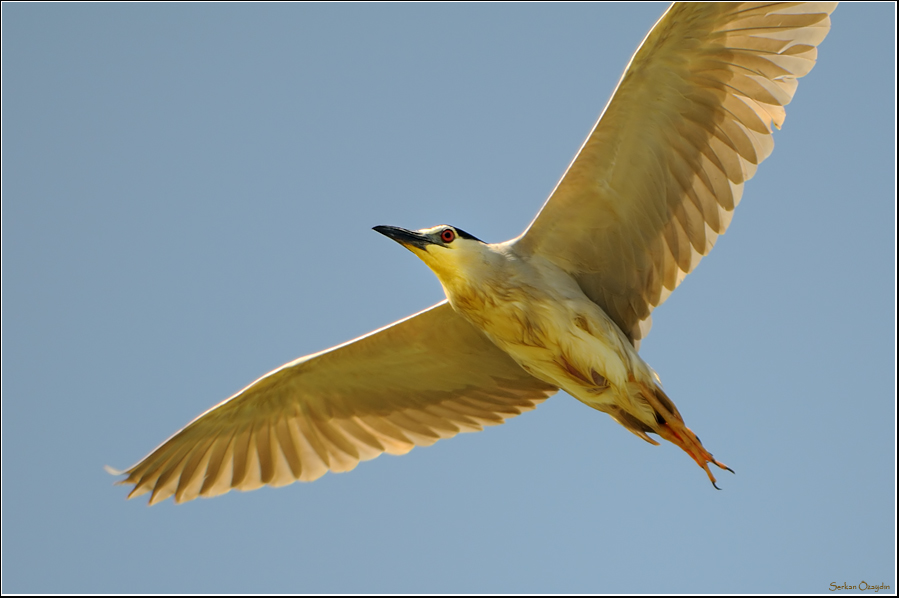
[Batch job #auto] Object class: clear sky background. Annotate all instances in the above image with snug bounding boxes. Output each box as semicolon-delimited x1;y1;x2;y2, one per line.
2;3;895;593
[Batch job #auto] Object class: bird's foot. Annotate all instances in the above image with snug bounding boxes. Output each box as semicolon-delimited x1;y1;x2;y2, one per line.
656;422;734;489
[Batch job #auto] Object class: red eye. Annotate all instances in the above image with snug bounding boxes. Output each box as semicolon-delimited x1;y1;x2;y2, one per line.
441;229;455;243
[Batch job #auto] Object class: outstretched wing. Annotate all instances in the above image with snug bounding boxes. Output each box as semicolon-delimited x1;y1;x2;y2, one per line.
113;301;557;504
514;2;836;345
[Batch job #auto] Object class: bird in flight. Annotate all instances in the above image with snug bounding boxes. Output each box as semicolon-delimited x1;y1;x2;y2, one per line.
111;2;836;504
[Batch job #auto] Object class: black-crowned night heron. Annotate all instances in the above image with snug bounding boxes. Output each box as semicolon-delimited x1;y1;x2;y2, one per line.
111;2;836;504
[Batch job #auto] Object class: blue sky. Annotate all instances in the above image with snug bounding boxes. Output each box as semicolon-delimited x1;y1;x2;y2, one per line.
2;3;895;593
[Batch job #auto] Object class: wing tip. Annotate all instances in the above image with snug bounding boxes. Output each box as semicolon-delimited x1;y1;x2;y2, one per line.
103;464;125;476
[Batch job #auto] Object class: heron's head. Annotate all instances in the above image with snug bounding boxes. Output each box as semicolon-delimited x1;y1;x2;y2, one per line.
373;224;493;289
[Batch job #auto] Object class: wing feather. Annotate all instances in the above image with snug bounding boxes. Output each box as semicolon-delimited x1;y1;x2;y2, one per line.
114;302;557;504
515;2;835;345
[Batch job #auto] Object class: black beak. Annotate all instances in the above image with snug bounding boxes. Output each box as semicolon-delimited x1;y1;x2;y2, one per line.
373;225;433;251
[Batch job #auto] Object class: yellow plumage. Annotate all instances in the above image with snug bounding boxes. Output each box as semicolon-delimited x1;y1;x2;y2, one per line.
111;2;836;504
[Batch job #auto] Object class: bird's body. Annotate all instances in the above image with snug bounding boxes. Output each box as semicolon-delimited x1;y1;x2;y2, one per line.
428;237;654;423
111;2;836;504
377;225;729;484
